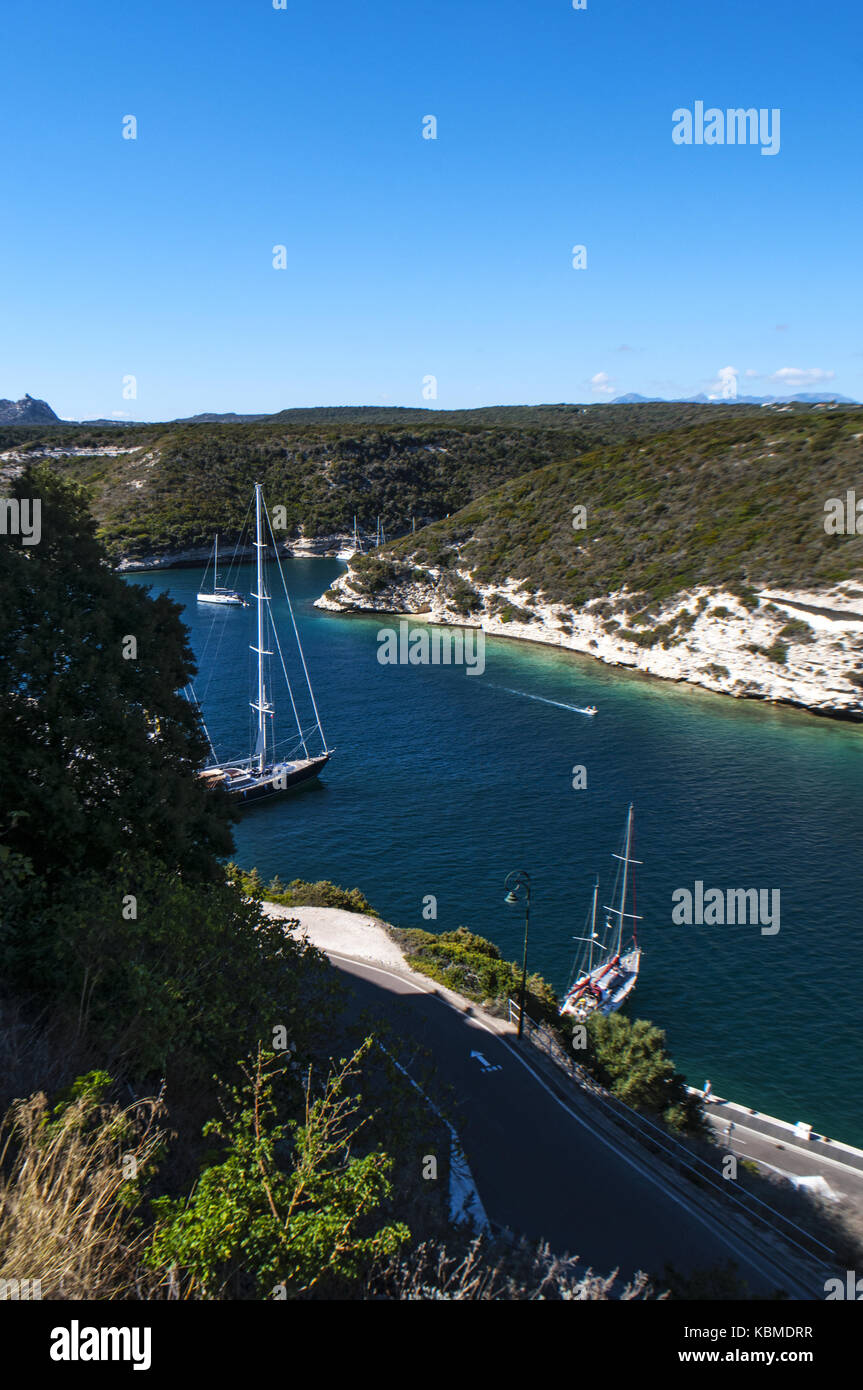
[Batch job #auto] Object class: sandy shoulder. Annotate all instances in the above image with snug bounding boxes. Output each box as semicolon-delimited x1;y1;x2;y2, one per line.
261;902;408;971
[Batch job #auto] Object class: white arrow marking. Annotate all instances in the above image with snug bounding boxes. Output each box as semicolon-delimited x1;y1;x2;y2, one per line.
470;1051;502;1073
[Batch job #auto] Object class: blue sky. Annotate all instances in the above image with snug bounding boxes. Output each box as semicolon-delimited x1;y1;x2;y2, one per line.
1;0;860;419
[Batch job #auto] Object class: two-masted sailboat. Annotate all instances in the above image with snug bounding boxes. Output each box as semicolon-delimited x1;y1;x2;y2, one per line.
560;804;642;1020
194;484;331;806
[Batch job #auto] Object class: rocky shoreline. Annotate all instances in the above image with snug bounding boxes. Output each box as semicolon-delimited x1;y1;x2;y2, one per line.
115;533;357;572
314;564;863;722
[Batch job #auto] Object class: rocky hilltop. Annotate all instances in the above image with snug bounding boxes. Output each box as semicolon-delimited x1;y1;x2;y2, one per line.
0;394;60;425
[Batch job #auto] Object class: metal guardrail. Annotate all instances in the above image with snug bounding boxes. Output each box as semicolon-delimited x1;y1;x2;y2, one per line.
507;1000;837;1273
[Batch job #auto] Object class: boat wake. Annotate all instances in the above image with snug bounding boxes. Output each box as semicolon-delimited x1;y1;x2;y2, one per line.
490;685;597;716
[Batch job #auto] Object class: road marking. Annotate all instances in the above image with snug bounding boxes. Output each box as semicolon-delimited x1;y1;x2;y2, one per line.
323;950;815;1295
470;1050;502;1073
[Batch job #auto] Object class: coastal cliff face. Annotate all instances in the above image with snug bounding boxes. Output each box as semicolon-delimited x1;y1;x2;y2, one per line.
315;564;863;720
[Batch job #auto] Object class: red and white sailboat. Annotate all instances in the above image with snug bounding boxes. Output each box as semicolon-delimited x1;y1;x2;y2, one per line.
560;804;642;1021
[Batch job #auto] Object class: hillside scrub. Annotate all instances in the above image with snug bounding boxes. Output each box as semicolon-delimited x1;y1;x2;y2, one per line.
388;925;560;1023
234;868;378;917
14;401;772;561
383;411;863;607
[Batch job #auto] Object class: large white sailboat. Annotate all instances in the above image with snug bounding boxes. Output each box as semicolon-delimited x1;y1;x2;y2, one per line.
560;804;642;1020
194;483;331;806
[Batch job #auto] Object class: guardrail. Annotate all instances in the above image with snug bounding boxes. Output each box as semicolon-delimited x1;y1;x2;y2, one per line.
507;999;837;1275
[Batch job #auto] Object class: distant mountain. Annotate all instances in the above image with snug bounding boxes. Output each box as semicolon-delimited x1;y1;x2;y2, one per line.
610;391;858;406
0;394;60;425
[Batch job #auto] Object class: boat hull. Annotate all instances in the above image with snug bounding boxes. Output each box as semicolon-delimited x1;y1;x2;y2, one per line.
561;947;641;1020
199;753;331;807
196;592;245;606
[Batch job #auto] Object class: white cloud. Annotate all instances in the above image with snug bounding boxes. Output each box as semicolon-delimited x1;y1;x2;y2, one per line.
590;371;615;397
768;367;835;388
707;365;739;400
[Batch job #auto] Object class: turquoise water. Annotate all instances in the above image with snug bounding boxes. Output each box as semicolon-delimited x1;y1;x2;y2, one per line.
134;559;863;1147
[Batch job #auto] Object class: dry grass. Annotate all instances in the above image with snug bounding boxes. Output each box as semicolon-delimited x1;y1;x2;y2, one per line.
365;1235;662;1301
0;1081;167;1300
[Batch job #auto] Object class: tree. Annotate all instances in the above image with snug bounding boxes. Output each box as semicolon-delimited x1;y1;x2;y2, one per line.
584;1014;704;1133
0;465;233;895
147;1042;410;1298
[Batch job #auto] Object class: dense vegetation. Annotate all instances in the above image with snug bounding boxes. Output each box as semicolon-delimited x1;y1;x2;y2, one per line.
3;401;772;562
390;925;560;1024
383;409;863;606
0;474;444;1298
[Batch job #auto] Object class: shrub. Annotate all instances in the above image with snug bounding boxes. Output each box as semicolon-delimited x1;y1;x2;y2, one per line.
147;1043;409;1299
238;870;378;918
778;618;815;643
389;926;559;1023
579;1014;705;1135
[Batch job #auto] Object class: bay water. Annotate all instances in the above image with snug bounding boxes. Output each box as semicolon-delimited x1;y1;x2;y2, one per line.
134;559;863;1146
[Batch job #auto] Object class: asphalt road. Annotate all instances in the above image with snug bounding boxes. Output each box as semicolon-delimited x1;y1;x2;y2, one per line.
329;952;799;1294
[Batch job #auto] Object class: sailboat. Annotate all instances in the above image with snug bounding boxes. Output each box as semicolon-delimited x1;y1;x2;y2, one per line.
195;483;331;806
196;535;246;606
560;804;642;1020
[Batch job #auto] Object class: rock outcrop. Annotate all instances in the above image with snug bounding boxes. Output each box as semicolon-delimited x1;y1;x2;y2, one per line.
0;394;61;425
315;563;863;720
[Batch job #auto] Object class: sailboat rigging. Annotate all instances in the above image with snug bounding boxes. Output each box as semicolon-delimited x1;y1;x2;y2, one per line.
560;804;642;1020
195;483;331;806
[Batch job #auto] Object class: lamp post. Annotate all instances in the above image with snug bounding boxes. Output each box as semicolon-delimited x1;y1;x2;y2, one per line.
504;870;532;1040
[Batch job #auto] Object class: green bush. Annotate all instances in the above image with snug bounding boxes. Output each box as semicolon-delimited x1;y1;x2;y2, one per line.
580;1014;705;1135
389;925;559;1023
237;869;378;918
147;1043;409;1299
778;618;815;643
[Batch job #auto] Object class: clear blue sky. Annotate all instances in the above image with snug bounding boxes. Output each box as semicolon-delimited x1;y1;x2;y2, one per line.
1;0;860;419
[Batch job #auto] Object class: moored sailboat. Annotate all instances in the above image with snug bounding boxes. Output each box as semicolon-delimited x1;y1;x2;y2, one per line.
194;484;331;806
560;804;642;1020
196;535;246;606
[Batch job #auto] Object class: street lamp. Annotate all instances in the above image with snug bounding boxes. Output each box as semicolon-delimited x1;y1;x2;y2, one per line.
504;870;532;1040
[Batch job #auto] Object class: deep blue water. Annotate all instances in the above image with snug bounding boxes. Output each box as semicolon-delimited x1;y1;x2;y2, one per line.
133;559;863;1146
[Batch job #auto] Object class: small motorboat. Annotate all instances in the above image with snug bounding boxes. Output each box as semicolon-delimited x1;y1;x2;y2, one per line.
584;705;598;716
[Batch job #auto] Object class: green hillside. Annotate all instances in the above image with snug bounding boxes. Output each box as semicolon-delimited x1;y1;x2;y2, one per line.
378;409;863;606
3;401;778;562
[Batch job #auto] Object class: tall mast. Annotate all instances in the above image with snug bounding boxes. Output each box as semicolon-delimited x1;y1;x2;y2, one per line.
604;803;642;956
616;805;634;956
588;876;599;973
214;534;219;591
251;484;269;774
617;811;628;961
